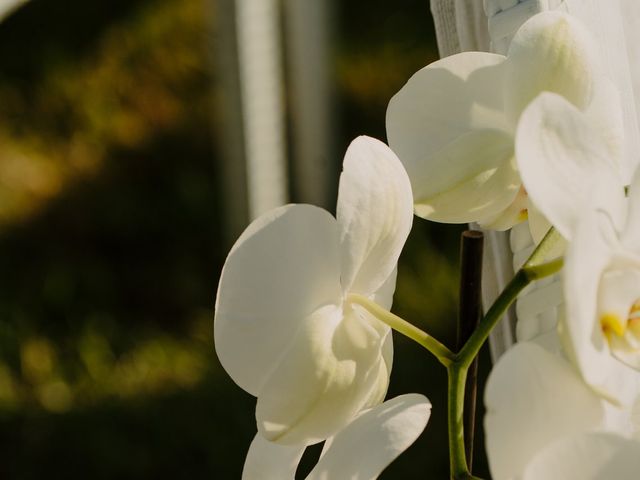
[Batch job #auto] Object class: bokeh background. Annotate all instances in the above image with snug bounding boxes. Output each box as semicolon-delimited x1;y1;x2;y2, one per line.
0;0;491;478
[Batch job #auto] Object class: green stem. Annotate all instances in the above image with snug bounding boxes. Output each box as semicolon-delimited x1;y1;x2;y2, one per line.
446;227;564;479
456;229;564;370
457;269;529;369
525;227;563;267
448;364;468;479
347;293;454;367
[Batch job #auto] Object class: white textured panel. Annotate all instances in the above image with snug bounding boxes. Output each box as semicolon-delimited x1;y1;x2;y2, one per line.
236;0;288;219
283;0;333;209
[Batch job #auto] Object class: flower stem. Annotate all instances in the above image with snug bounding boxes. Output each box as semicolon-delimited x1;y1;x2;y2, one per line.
347;293;454;367
448;363;469;479
447;227;564;479
456;228;563;370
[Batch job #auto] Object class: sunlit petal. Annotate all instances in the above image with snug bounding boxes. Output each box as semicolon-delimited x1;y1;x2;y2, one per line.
386;52;514;225
387;51;508;162
505;11;601;124
371;267;397;312
242;434;305;480
256;305;389;445
215;205;342;396
516;92;625;240
477;185;528;231
526;202;551;245
485;342;604;480
306;394;431;480
409;129;519;225
521;433;640;480
584;76;626;176
338;136;413;296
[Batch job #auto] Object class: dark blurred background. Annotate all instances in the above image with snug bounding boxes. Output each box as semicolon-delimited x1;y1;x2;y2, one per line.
0;0;491;478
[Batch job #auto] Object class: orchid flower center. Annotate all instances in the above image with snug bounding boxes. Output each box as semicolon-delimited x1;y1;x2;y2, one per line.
600;300;640;340
597;268;640;369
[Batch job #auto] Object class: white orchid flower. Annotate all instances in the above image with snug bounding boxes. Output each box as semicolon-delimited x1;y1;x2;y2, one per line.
484;342;609;480
520;432;640;480
516;91;640;406
515;92;626;243
386;11;619;234
214;136;414;446
242;393;431;480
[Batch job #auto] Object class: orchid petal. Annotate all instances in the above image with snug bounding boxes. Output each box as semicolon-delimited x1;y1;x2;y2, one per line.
242;434;305;480
477;185;528;231
386;53;519;225
527;202;552;245
256;305;390;445
387;51;508;167
485;342;604;480
521;433;640;480
516;92;625;241
306;394;431;480
505;11;601;124
361;332;394;409
215;205;342;396
371;267;397;311
584;76;626;175
338;136;413;296
409;130;520;225
563;209;639;406
361;268;394;408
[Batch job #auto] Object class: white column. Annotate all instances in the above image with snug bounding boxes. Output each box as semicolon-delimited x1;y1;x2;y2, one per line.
283;0;334;209
235;0;288;220
0;0;28;22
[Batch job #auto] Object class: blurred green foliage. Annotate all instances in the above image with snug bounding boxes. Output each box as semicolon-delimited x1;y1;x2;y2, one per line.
0;0;491;478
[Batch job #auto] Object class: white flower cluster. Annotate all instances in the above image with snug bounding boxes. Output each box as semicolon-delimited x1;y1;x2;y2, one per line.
214;9;640;480
388;11;640;479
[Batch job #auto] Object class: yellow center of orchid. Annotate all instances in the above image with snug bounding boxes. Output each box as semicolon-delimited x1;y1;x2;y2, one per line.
600;300;640;342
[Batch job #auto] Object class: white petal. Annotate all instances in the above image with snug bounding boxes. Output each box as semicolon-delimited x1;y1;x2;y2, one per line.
527;202;552;245
337;136;413;296
563;210;639;406
306;394;431;480
214;204;342;396
361;332;394;409
357;271;396;410
386;53;516;225
410;130;520;225
516;92;625;241
387;51;508;160
242;434;305;480
505;11;601;123
522;433;640;480
371;267;397;311
584;76;626;176
256;305;389;445
484;342;604;480
598;267;640;332
477;185;528;231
